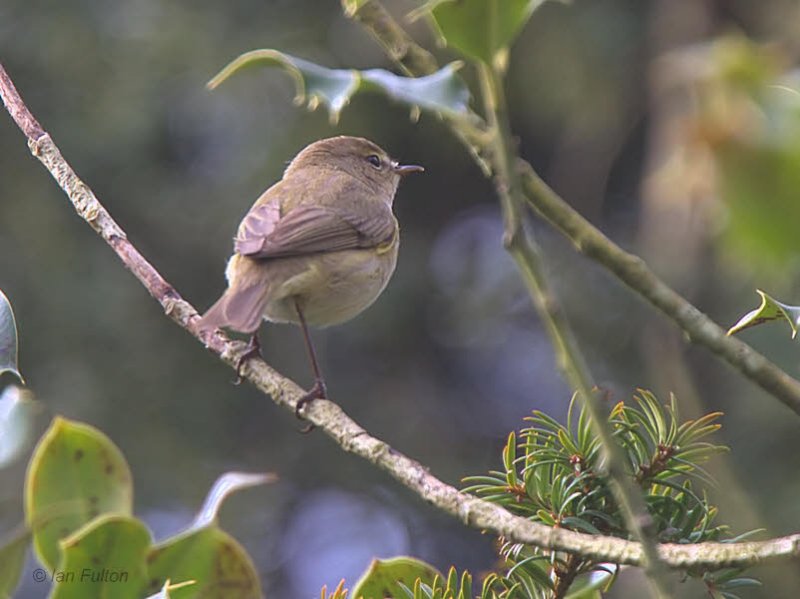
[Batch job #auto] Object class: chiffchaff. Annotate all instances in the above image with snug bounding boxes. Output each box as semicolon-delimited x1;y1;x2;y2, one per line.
199;136;423;412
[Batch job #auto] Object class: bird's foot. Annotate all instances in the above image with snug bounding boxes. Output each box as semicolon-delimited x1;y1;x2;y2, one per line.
295;379;328;433
232;333;262;385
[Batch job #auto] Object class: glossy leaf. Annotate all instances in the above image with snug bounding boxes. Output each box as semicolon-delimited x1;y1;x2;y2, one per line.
0;530;30;599
413;0;550;63
145;471;271;599
0;385;40;468
51;515;150;599
145;527;261;599
208;50;470;123
351;557;441;599
24;417;133;570
727;289;800;338
0;289;23;384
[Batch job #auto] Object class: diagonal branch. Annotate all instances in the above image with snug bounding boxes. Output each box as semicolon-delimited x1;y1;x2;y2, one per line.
517;165;800;416
477;61;673;597
342;0;800;419
2;61;800;573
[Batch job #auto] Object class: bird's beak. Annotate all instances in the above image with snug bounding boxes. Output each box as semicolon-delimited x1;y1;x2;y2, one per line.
392;162;425;176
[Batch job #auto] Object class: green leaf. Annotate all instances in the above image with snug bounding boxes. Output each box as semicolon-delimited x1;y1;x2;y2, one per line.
0;289;23;384
351;557;442;599
24;417;133;570
413;0;550;64
52;515;150;599
0;530;30;599
145;471;271;599
146;528;261;599
0;385;41;468
208;50;470;123
727;289;800;338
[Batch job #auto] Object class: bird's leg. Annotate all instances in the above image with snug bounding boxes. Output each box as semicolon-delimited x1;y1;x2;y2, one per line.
233;330;262;385
294;299;328;419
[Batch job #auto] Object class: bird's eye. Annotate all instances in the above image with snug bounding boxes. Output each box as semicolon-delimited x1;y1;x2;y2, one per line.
366;154;382;169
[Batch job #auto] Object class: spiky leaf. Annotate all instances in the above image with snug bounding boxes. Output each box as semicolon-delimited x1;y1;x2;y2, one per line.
727;289;800;338
144;471;271;599
208;50;470;123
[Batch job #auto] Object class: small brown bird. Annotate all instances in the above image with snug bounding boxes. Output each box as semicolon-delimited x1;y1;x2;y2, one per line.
199;136;423;413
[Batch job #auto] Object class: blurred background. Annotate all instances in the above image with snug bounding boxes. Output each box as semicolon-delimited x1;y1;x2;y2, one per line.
2;0;800;596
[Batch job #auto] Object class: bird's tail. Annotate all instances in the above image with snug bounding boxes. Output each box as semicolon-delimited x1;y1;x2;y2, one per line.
198;276;270;334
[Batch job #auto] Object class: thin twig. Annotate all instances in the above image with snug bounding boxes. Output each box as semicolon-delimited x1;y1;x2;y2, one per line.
477;62;673;598
341;0;438;76
2;61;800;571
517;165;800;416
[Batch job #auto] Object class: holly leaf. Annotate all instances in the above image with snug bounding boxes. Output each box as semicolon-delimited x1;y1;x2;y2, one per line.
208;50;470;123
52;515;150;599
0;530;30;599
144;472;274;599
24;417;133;570
350;557;441;599
0;289;23;384
0;385;41;468
728;289;800;338
412;0;553;64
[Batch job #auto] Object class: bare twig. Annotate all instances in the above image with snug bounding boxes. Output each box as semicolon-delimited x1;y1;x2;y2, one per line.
2;61;800;572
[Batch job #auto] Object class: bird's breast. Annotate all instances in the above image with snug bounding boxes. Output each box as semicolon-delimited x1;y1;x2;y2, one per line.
262;243;399;327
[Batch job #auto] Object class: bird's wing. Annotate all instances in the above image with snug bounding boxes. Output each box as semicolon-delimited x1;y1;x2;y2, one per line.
235;200;396;259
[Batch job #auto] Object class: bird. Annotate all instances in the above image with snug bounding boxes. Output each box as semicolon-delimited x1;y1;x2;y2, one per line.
198;135;423;414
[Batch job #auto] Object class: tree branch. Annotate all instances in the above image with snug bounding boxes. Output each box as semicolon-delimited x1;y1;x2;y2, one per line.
342;1;800;420
517;164;800;416
477;62;674;597
2;61;799;573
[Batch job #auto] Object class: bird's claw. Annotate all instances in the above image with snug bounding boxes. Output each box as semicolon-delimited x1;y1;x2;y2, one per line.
295;379;328;433
232;334;262;385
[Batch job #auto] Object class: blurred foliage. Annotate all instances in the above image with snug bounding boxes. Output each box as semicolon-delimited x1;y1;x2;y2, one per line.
654;34;800;273
0;382;270;599
3;0;800;597
0;529;28;598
